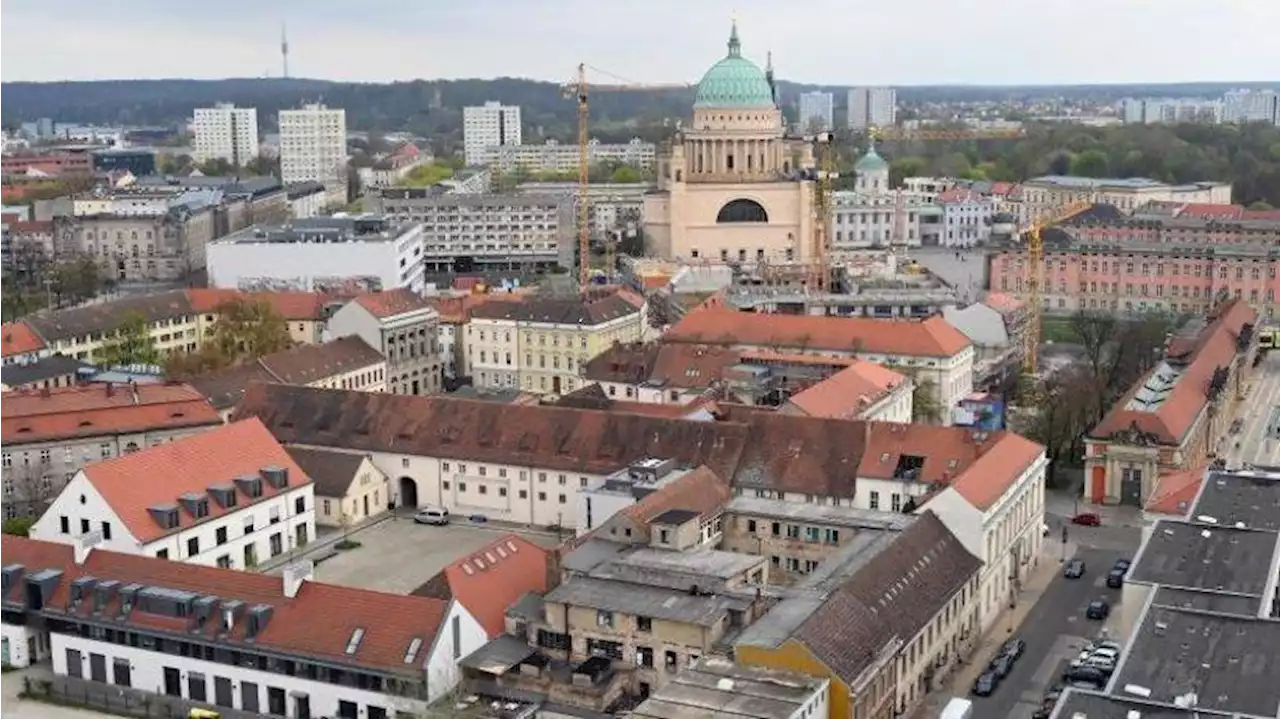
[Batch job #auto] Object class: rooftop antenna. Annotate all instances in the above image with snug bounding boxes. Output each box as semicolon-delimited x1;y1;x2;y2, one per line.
281;22;290;79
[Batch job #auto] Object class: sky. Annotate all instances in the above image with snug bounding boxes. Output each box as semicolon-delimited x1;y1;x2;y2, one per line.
3;0;1279;86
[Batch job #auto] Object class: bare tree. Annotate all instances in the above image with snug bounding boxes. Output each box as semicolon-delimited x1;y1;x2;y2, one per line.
5;463;60;518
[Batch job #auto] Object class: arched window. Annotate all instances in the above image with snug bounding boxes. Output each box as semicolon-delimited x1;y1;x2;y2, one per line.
717;199;769;224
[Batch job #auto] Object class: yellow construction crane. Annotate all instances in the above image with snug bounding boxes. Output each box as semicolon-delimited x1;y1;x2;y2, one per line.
562;64;689;287
1019;198;1096;376
808;131;837;290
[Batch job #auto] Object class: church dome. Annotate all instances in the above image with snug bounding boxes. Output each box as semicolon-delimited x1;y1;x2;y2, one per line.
693;23;775;110
855;145;889;173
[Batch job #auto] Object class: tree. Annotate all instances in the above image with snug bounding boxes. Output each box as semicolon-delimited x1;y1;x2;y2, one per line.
96;311;161;367
244;154;280;177
1070;149;1111;177
609;165;643;183
198;157;236;176
2;517;35;537
167;299;292;376
157;153;195;175
911;376;943;424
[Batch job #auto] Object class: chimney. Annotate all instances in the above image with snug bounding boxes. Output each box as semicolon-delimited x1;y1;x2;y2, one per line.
105;383;115;398
75;529;104;565
282;559;314;599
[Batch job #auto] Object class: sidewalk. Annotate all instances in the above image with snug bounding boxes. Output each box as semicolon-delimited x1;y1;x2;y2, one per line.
910;544;1073;718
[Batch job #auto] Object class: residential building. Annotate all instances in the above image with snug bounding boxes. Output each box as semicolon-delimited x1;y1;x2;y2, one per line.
29;418;316;570
0;534;488;713
327;289;443;396
942;293;1026;392
285;181;327;219
488;139;656;173
1016;175;1231;222
129;175;291;229
937;188;994;248
798;92;834;132
662;309;974;423
467;291;644;394
192;104;260;166
780;360;913;423
847;87;896;130
410;533;555;639
830;146;928;252
1;355;93;393
1119;97;1224;125
463;101;523;167
188;335;386;418
1083;300;1256;507
357;144;430;189
630;658;830;719
278;103;348;207
3;217;55;276
583;465;733;547
1;149;93;177
426;291;532;380
185;288;336;346
1222;88;1280;125
285;447;391;527
207;215;426;294
369;190;575;274
513;181;648;237
1;383;221;518
2;320;50;365
735;512;980;719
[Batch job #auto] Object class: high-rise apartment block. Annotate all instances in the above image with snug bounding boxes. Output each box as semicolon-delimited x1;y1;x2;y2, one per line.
463;101;522;166
278;103;348;208
798;92;834;132
847;87;896;130
1120;97;1224;125
192;104;260;166
1223;89;1280;126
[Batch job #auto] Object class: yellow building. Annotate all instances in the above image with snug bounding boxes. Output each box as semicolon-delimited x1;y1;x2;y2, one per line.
643;22;818;263
467;291;643;395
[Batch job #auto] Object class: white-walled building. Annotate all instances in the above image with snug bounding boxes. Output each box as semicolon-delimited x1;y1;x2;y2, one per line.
1;534;487;714
848;87;896;130
279;103;348;208
831;146;928;252
30;419;316;571
327;289;443;396
206;215;425;294
797;92;834;132
285;181;327;219
463;101;522;167
936;188;994;248
192;104;260;166
488;138;656;173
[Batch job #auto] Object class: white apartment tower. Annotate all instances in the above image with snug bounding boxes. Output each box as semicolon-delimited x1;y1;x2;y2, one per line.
463;101;522;167
278;103;349;208
192;104;260;166
798;92;835;132
848;87;897;130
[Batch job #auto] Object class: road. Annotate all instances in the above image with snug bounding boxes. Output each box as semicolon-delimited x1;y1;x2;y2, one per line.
1221;349;1280;468
967;545;1129;719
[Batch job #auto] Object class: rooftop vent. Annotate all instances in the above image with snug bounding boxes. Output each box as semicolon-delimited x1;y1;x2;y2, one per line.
69;576;97;609
260;465;289;490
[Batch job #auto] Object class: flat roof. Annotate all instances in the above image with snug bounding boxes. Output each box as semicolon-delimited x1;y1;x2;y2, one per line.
543;576;746;627
216;215;415;245
1127;520;1278;600
630;657;827;719
1110;605;1280;717
726;496;916;532
1050;688;1202;718
1151;586;1262;617
593;547;766;582
1191;469;1280;532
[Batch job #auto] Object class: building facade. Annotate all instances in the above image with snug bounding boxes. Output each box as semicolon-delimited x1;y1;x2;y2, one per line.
797;92;834;132
327;290;443;396
937;188;994;248
642;23;818;264
847;87;896;130
278;104;348;208
830;147;928;252
192;104;260;166
58;191;222;282
463;101;523;167
1016;175;1231;223
488;139;656;173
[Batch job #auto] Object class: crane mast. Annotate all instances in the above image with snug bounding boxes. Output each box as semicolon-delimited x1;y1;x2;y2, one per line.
809;131;835;291
571;63;591;287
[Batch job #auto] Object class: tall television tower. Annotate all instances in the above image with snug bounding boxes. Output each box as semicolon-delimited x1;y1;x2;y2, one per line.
281;23;290;79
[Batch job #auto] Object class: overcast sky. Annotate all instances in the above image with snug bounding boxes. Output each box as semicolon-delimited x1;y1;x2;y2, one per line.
3;0;1279;86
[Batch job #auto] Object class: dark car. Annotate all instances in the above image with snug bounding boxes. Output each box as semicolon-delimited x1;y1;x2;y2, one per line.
1043;683;1065;705
990;654;1014;679
1064;665;1108;687
1064;559;1086;579
1113;558;1132;572
1001;638;1026;661
1086;599;1111;620
972;671;998;696
1106;568;1126;588
1072;512;1102;526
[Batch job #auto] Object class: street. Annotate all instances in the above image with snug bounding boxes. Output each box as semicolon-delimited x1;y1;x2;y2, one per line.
1221;349;1280;467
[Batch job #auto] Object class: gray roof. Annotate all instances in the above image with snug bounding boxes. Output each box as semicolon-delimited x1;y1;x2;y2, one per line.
284;447;369;498
543;576;746;627
285;181;326;199
458;634;538;675
725;496;916;532
1151;586;1262;617
587;548;766;593
505;592;546;623
561;538;628;575
1049;689;1203;719
1190;468;1280;532
216;215;414;245
1127;520;1278;606
0;355;93;387
630;657;828;719
24;290;193;342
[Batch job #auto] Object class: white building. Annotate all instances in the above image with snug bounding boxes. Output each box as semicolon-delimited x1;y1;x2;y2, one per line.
1222;88;1280;125
831;146;927;252
463;101;522;167
285;181;327;219
279;103;349;208
488;138;656;173
30;419;316;571
1;534;487;714
631;658;830;719
936;188;994;248
848;87;896;130
206;215;425;294
797;92;834;132
1119;97;1223;125
192;104;260;166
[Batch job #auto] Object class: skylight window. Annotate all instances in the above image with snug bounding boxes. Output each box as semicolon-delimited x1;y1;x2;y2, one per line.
403;637;424;664
345;628;365;655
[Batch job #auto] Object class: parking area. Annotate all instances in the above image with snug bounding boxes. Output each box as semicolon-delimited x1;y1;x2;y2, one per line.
274;516;563;594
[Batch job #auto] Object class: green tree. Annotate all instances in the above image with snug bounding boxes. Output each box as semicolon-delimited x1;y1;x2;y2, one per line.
96;311;161;367
1070;149;1111;177
2;517;35;537
609;165;643;183
244;154;280;176
210;299;292;362
911;377;943;424
198;157;236;176
888;157;927;188
1248;200;1274;211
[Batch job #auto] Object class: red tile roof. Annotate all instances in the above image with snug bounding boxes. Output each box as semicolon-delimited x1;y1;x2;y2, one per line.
185;289;332;321
582;343;742;389
411;534;551;638
620;466;731;527
982;292;1025;316
665;309;972;358
1145;465;1206;516
189;336;385;409
787;361;906;420
427;292;531;324
1090;300;1256;445
1;535;449;677
937;188;982;204
81;418;312;543
353;288;433;319
6;219;55;234
2;383;221;445
1;320;46;357
1176;203;1245;220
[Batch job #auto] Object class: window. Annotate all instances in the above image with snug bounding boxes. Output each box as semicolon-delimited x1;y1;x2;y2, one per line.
80;518;90;534
597;610;615;628
659;529;670;544
59;516;69;534
294;496;306;514
216;527;228;545
101;521;112;540
187;537;199;556
112;658;131;687
869;491;880;510
747;519;757;533
637;616;653;632
188;672;207;702
216;555;232;569
156;549;169;560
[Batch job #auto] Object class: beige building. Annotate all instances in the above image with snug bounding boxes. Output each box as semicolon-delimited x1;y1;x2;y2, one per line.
643;23;818;263
327;289;443;396
286;447;391;527
1;383;222;518
467;291;644;395
1017;175;1231;223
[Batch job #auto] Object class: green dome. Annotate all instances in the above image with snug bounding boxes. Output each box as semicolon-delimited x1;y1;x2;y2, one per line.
856;145;889;172
693;23;776;109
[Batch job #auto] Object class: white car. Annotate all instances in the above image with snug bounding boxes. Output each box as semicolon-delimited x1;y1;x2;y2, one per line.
413;506;451;525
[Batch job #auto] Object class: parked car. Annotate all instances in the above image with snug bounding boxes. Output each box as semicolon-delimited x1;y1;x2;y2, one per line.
1113;558;1132;572
1072;513;1102;526
990;655;1014;679
1106;568;1127;588
1086;599;1111;620
972;671;998;697
1001;638;1026;661
1043;683;1065;705
413;506;451;525
1090;639;1122;653
1064;559;1086;579
1064;665;1108;687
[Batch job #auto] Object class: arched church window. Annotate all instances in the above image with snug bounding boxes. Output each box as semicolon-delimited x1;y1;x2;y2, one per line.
717;199;769;223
